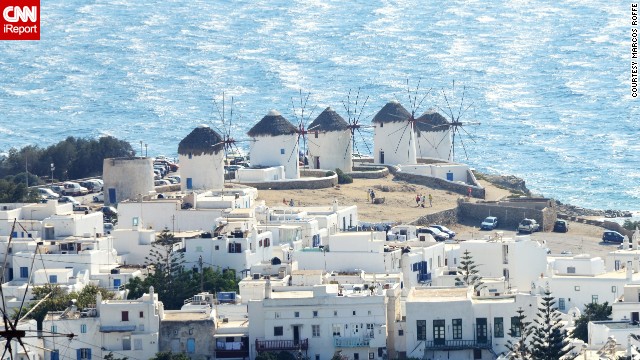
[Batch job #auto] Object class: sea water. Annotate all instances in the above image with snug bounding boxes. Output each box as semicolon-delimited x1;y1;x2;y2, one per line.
0;0;636;211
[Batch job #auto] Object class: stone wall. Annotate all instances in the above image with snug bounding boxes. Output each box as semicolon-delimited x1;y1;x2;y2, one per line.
458;201;557;231
348;166;389;179
557;214;634;238
238;173;338;190
387;166;486;199
410;207;459;227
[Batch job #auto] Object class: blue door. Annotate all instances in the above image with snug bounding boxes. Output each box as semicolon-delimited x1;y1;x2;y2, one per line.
186;338;195;353
446;172;454;181
113;278;121;289
108;188;116;204
186;178;193;190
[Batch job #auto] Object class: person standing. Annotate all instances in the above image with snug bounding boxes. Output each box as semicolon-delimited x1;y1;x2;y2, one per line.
429;193;433;207
421;194;426;208
370;190;376;204
415;194;421;207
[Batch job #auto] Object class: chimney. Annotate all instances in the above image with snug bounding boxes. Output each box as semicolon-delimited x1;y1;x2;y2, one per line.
265;277;272;299
626;261;633;281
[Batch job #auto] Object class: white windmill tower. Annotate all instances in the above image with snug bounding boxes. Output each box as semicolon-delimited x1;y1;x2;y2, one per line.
372;100;416;165
307;107;351;172
247;110;300;179
177;124;226;191
414;110;452;161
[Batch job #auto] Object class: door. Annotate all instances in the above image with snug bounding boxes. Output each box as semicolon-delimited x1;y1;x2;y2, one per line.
108;188;116;204
186;178;193;190
170;338;180;353
379;151;385;164
632;312;639;324
433;320;445;346
476;318;488;344
446;172;454;181
315;157;320;169
293;325;300;344
113;278;121;289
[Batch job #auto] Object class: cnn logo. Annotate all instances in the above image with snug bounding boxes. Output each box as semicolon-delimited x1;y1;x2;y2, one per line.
0;1;40;40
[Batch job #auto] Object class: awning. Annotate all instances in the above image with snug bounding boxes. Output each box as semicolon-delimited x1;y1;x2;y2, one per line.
99;325;136;333
213;333;247;338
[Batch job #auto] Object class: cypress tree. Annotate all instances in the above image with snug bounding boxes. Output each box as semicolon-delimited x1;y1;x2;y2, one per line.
505;307;531;360
455;249;484;292
529;290;573;360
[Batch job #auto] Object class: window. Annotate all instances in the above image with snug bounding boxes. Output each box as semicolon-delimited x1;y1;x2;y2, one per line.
433;320;445;343
132;217;139;226
312;325;320;337
20;267;28;278
452;319;462;339
416;320;426;340
592;295;598;304
510;317;521;337
612;286;617;293
494;317;504;338
558;298;566;310
280;148;285;155
474;349;482;359
352;310;356;316
51;325;57;333
334;311;338;317
139;311;144;318
51;350;60;360
575;286;580;291
228;243;242;253
567;266;576;274
78;348;91;360
274;326;283;336
122;336;131;351
215;245;219;250
121;311;129;321
80;324;87;334
332;324;341;336
315;355;320;360
314;132;318;139
294;311;300;318
49;275;58;284
313;311;318;317
134;339;142;351
369;353;375;360
380;122;383;128
188;152;192;159
354;353;359;360
398;329;404;336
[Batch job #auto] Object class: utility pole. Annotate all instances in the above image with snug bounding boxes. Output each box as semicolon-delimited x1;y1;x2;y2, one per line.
198;255;204;292
50;163;55;185
140;141;143;157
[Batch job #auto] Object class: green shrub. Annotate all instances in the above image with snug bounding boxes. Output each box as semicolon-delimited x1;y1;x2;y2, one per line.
335;168;353;184
325;170;336;177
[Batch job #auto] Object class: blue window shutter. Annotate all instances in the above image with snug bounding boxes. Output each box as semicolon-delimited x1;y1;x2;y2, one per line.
51;350;59;360
76;349;81;360
88;349;91;359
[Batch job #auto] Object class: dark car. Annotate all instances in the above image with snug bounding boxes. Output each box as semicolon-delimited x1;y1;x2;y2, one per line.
417;227;449;241
102;206;118;217
553;220;569;233
602;230;625;243
430;225;456;238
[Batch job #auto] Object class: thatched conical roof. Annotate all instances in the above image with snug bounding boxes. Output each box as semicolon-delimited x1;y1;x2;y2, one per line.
415;110;450;132
308;107;349;132
371;100;411;124
247;110;298;137
178;125;224;156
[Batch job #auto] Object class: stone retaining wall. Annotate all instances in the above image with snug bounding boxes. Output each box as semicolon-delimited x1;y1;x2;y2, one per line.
238;173;338;190
557;214;634;238
348;166;389;179
410;207;459;227
387;165;486;199
458;201;557;231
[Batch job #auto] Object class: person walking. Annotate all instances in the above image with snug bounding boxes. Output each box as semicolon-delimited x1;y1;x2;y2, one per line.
289;198;294;207
415;194;421;207
429;193;433;207
370;190;376;204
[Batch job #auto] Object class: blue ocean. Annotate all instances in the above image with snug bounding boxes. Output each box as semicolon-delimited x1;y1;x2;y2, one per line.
0;0;636;211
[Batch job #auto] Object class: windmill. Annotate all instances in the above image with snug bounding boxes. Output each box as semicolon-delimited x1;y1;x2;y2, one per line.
0;219;75;360
429;81;481;162
372;79;431;165
211;92;255;168
341;88;375;165
286;90;319;168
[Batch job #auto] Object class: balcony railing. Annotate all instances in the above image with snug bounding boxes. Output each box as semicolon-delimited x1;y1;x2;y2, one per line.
424;338;492;351
255;339;308;351
333;337;370;348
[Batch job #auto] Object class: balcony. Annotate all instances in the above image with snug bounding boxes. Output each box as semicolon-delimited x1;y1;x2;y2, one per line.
424;338;492;351
255;339;308;351
333;337;370;348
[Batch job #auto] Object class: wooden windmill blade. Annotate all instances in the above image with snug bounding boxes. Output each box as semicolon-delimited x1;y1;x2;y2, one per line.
435;81;480;162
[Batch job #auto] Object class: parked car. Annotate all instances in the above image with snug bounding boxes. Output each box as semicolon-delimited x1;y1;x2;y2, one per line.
103;222;114;235
79;180;100;193
480;216;498;230
50;185;65;195
93;192;104;202
73;205;90;212
430;224;455;238
602;230;625;243
517;219;540;234
102;206;118;217
62;182;89;196
38;188;59;199
59;196;79;206
553;220;569;233
417;227;449;241
167;175;181;183
165;177;179;184
154;179;171;186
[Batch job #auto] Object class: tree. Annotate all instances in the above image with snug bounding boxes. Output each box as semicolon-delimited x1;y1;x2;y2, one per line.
529;290;573;360
505;307;532;360
623;219;640;231
104;352;128;360
149;352;190;360
455;250;484;292
571;301;612;342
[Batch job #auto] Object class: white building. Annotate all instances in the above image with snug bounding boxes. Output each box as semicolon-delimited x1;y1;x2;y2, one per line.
415;110;452;162
248;110;300;180
402;287;538;360
307;107;352;172
177;125;226;191
43;288;162;360
248;283;394;360
372;101;416;166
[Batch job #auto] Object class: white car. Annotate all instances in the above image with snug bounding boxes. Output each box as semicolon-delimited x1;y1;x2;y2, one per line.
93;192;104;203
38;188;59;199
